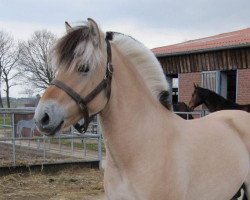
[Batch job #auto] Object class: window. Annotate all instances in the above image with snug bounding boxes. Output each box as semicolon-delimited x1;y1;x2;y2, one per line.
165;74;178;104
202;71;219;93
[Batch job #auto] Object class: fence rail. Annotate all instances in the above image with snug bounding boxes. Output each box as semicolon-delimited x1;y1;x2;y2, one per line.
174;110;209;119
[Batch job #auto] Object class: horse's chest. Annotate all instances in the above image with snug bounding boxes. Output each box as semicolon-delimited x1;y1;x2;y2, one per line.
105;175;137;200
104;165;139;200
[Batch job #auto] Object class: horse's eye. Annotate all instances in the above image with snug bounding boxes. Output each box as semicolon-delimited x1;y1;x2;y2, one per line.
78;65;90;74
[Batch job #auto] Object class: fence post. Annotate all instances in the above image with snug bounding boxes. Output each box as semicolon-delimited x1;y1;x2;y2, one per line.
59;134;62;153
71;127;74;155
84;137;87;156
97;119;103;169
43;136;46;163
11;113;16;167
48;138;51;151
3;114;6;134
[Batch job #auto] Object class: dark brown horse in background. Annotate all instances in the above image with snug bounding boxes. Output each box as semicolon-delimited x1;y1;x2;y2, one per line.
189;84;250;112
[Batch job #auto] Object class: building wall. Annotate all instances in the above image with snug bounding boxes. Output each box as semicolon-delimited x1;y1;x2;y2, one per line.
179;72;202;104
177;69;250;107
237;69;250;104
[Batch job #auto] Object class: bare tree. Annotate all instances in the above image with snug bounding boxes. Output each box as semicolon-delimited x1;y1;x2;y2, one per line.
2;54;20;107
0;31;19;108
18;30;57;91
19;88;35;98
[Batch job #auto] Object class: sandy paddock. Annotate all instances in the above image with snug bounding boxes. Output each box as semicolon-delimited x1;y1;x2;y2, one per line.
0;166;104;200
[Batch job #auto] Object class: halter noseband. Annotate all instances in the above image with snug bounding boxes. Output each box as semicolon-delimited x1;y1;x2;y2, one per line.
51;37;113;133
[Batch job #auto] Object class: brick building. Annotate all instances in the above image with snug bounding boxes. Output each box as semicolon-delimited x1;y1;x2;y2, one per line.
152;28;250;106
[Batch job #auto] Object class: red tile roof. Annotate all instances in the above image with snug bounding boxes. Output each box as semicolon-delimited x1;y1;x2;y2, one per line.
152;28;250;57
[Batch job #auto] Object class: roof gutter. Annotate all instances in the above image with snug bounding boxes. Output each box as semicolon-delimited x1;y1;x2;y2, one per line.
154;43;250;58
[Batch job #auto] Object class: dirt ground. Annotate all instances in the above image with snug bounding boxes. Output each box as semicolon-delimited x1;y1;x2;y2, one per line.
0;166;104;200
0;143;76;166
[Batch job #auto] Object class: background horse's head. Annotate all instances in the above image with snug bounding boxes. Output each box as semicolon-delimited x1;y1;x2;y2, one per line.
188;84;204;110
34;19;111;135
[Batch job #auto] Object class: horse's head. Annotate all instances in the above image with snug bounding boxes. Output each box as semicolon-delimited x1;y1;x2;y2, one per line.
188;83;203;110
34;19;112;135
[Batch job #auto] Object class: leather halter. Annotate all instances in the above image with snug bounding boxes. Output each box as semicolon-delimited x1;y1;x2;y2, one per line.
51;37;113;133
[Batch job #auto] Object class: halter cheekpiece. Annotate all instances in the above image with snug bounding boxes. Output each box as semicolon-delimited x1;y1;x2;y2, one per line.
51;35;113;133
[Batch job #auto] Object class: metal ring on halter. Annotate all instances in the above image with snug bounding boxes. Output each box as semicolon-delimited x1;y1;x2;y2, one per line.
107;63;113;74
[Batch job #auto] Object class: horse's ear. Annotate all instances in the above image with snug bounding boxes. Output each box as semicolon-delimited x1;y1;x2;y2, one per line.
87;18;101;47
65;21;72;33
194;83;197;88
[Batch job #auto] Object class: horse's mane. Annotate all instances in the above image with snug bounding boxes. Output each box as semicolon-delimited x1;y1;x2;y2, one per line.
51;22;170;108
51;23;104;73
109;32;170;101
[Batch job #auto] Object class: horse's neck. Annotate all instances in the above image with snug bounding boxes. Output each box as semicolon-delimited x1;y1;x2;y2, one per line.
235;103;250;111
100;45;172;169
202;96;218;112
203;91;239;112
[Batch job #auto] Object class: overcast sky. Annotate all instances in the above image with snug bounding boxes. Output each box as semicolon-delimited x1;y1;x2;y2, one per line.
0;0;250;97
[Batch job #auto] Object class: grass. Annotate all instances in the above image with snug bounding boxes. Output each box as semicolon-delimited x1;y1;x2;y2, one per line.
85;142;105;152
0;114;12;129
49;138;106;152
0;114;12;133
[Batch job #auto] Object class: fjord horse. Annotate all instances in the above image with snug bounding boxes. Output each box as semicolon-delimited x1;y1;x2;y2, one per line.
34;19;250;200
189;84;250;112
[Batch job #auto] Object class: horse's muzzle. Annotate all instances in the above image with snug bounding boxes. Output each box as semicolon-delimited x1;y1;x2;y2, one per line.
34;101;66;136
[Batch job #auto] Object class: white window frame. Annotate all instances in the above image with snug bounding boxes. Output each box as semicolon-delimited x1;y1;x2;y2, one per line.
201;71;220;94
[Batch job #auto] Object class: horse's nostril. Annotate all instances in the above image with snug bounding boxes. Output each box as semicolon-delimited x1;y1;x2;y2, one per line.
41;113;50;126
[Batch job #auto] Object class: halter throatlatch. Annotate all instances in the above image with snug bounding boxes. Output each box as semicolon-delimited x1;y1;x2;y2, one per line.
51;36;113;133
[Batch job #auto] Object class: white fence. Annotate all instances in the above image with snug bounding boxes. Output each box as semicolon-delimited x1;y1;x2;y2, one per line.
174;110;208;119
0;108;103;168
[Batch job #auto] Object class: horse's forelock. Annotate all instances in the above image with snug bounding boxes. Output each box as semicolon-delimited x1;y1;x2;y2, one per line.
52;25;91;69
